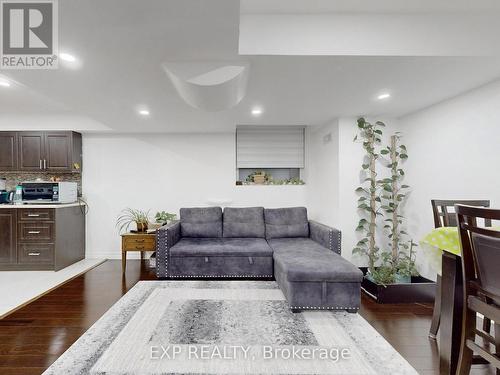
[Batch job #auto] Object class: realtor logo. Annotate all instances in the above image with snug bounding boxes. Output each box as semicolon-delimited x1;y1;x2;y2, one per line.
1;0;58;69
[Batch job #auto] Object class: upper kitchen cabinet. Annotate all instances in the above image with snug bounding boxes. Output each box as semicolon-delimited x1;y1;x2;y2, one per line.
19;132;45;171
0;132;18;170
45;132;82;171
2;131;82;173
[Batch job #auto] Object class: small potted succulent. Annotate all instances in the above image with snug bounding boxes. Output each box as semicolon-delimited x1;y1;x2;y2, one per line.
246;171;269;184
252;171;267;184
116;208;150;233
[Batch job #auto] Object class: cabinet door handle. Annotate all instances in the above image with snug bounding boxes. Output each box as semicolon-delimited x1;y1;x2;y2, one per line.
39;160;43;170
28;231;41;234
43;159;47;169
28;252;41;256
27;214;40;217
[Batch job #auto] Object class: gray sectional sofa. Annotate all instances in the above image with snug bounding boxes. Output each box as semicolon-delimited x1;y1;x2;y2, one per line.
156;206;363;312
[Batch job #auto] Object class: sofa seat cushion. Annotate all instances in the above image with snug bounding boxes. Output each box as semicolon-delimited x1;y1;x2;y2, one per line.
223;207;265;238
170;238;273;257
269;238;363;283
180;207;222;238
264;207;309;239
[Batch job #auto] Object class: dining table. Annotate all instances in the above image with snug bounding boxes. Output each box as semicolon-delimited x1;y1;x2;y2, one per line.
421;226;497;375
421;227;466;375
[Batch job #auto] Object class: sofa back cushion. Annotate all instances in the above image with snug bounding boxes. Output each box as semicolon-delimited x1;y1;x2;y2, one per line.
264;207;309;239
223;207;265;238
180;207;222;238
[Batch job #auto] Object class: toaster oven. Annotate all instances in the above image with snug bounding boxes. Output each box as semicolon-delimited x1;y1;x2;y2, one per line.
21;182;78;204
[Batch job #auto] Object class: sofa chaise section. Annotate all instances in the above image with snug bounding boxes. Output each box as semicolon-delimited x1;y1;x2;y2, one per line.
271;238;363;312
265;207;363;312
156;207;273;278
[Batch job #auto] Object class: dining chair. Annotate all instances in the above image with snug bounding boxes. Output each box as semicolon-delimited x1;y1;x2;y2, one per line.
428;199;491;339
456;204;500;375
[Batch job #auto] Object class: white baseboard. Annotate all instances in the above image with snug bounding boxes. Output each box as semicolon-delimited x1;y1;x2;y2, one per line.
85;251;155;260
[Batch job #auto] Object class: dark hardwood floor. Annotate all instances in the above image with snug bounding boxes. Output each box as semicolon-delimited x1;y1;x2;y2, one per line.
0;260;494;374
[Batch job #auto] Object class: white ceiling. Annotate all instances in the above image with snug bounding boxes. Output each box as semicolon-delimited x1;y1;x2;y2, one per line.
1;0;500;133
241;0;500;14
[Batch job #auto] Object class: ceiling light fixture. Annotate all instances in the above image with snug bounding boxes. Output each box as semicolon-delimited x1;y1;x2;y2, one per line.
0;80;11;87
251;107;263;116
377;93;391;100
138;109;150;116
59;52;77;62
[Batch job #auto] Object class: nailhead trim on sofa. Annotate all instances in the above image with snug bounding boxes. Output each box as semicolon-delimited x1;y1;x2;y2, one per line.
290;306;360;310
168;274;273;278
329;228;341;255
155;222;172;279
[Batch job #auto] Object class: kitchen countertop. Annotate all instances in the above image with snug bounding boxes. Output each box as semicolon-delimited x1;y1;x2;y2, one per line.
0;202;84;209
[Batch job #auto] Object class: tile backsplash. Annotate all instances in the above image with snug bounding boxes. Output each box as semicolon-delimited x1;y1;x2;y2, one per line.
0;172;82;196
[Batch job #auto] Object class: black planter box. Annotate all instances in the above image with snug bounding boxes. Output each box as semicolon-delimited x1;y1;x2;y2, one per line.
360;267;436;303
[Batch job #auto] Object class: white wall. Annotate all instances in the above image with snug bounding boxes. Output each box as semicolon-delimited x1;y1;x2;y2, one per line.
82;132;307;259
305;120;339;228
399;79;500;264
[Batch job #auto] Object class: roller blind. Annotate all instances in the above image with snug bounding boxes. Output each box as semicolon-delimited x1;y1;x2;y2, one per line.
236;126;305;168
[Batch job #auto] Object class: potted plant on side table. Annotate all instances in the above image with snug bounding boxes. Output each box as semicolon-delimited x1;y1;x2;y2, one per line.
116;208;151;233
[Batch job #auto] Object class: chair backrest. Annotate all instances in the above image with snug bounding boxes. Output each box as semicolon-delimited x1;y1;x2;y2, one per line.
456;204;500;303
431;199;490;228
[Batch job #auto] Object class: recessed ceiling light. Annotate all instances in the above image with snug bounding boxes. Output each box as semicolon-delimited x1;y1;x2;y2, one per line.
0;80;10;87
138;109;150;116
377;93;391;100
251;107;263;116
59;52;77;62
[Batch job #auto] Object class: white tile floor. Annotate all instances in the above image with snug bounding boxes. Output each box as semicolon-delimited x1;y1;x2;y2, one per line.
0;258;105;318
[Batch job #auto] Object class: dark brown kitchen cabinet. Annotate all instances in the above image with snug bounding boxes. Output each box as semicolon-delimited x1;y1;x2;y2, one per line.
0;132;18;170
45;132;73;171
19;132;45;170
2;131;82;172
0;206;85;270
0;209;17;264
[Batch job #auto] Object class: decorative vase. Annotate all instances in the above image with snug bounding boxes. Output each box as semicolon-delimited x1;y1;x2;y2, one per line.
253;174;266;184
136;222;148;232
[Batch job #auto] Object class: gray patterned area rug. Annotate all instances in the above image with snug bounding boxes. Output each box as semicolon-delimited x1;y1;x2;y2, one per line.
44;281;417;375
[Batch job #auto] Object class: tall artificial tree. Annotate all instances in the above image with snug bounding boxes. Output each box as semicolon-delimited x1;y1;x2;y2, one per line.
353;118;385;274
380;134;409;262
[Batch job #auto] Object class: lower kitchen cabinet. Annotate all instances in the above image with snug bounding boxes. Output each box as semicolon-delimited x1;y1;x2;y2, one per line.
0;205;85;271
0;209;17;264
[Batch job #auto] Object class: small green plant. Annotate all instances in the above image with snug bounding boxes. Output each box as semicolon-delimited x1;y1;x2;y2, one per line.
286;177;305;185
269;179;285;185
116;208;150;233
370;267;395;286
155;211;177;225
395;240;419;278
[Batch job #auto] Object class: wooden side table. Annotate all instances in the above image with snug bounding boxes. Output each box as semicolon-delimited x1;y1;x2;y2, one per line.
121;232;156;275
